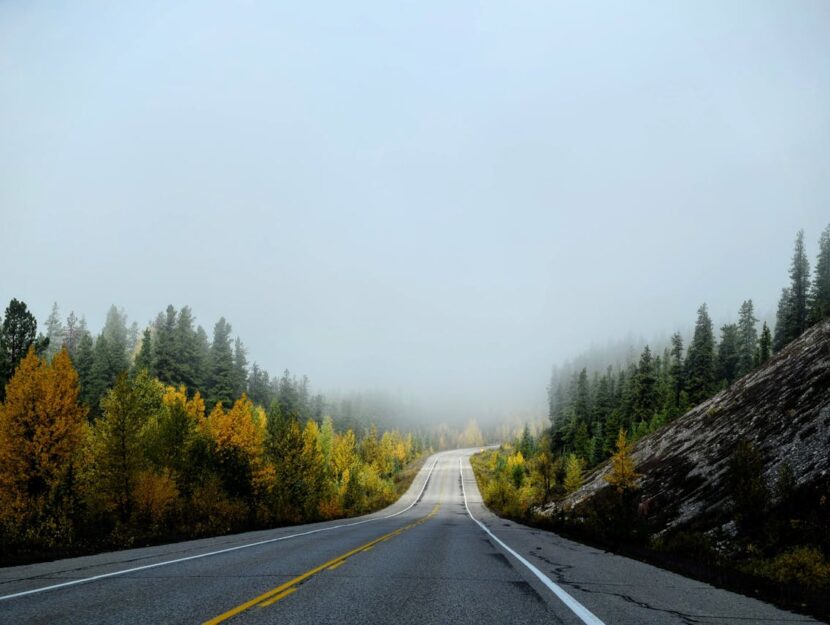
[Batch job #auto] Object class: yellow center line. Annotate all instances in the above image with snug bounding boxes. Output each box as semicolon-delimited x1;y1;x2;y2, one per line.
203;504;440;625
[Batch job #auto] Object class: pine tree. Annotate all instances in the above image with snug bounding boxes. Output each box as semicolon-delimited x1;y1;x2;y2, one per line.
757;321;772;365
669;333;685;409
773;287;793;353
44;302;66;360
64;312;84;361
74;332;95;409
736;300;758;377
134;328;154;373
788;229;811;339
810;224;830;323
247;363;271;407
174;306;200;390
632;346;658;423
206;318;235;409
233;338;249;400
194;326;210;394
717;323;740;387
0;299;41;400
102;305;130;372
153;306;177;384
685;304;716;405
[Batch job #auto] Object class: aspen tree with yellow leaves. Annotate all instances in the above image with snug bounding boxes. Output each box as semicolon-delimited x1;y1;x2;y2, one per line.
0;348;87;546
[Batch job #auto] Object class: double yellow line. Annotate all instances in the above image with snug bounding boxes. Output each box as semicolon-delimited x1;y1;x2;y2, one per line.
204;504;441;624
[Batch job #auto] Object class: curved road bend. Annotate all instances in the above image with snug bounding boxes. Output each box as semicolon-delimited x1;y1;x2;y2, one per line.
0;450;823;624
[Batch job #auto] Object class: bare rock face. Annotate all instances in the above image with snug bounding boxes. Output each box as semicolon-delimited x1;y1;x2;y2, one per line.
540;319;830;530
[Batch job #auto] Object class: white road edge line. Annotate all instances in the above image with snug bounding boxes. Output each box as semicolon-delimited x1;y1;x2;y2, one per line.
0;454;441;602
459;456;607;625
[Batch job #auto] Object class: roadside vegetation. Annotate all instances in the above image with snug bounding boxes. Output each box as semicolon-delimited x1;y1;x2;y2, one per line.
0;301;452;566
473;225;830;609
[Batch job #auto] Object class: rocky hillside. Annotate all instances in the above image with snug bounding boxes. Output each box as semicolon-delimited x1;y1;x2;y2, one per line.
541;318;830;531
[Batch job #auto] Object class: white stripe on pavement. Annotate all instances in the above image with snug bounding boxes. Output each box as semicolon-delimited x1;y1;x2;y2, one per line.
459;456;607;625
0;455;440;602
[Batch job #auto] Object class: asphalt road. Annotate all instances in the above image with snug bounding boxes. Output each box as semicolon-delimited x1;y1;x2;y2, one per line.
0;450;823;625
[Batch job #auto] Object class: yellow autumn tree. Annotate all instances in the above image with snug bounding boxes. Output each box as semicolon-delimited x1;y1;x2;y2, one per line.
205;395;272;507
563;453;583;494
0;348;87;543
604;428;640;494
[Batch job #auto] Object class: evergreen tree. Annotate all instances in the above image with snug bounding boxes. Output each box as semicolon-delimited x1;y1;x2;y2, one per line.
153;306;177;384
788;229;811;339
685;304;716;405
0;299;42;400
194;325;210;394
811;224;830;322
44;302;66;360
736;300;758;377
233;338;249;400
174;306;200;390
74;332;95;409
757;321;772;366
102;305;129;367
64;312;85;361
632;346;658;424
248;363;271;407
717;323;740;387
773;287;793;353
206;318;235;408
134;328;154;373
668;333;686;414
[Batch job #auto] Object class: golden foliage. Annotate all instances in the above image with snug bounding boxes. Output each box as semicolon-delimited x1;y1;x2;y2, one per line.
604;428;640;493
0;348;87;517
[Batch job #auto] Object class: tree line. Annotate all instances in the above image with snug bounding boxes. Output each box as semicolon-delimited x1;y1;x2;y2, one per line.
0;301;423;559
546;224;830;471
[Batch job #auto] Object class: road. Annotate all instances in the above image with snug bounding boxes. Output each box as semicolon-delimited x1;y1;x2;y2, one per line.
0;450;823;625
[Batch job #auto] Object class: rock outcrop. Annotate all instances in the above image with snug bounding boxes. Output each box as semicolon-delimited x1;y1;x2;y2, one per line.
540;319;830;531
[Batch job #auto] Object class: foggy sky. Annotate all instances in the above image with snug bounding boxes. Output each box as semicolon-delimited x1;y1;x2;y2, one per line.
2;1;829;422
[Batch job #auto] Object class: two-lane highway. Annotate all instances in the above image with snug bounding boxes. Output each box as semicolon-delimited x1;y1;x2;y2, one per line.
0;451;823;624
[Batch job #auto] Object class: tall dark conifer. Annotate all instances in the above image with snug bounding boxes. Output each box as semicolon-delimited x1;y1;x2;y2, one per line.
206;318;235;408
685;304;716;405
811;224;830;322
736;300;758;377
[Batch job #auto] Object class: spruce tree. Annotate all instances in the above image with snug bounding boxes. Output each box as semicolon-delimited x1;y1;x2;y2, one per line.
736;300;758;377
757;321;772;365
233;338;249;399
773;287;793;353
74;331;95;409
153;306;177;384
206;318;235;408
788;229;811;339
64;312;84;361
101;306;130;375
0;299;40;399
194;325;210;394
632;346;658;424
811;224;830;322
668;333;685;412
134;328;154;373
174;306;200;390
44;302;66;360
717;323;740;387
685;304;716;405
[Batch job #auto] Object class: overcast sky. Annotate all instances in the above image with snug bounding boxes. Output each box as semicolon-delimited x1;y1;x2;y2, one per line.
2;1;828;422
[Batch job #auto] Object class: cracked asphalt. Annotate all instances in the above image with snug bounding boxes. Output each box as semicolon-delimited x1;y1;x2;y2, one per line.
0;450;824;625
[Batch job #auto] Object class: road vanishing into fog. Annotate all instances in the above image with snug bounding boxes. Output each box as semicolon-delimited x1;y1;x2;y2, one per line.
0;451;823;625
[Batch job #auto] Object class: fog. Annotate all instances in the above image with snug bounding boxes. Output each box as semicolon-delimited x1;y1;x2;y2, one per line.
2;1;829;424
